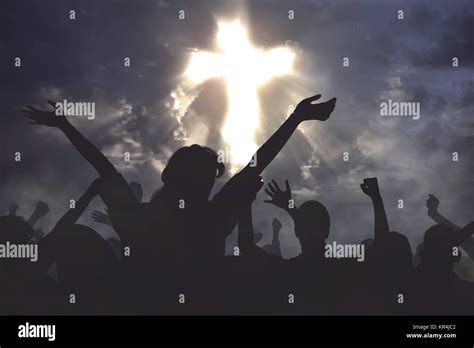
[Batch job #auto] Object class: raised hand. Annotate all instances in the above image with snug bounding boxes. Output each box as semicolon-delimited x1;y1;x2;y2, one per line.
91;209;112;226
360;177;381;198
33;201;50;218
272;218;282;233
22;100;67;127
425;194;460;231
264;179;292;210
293;94;337;122
426;194;440;214
27;200;50;227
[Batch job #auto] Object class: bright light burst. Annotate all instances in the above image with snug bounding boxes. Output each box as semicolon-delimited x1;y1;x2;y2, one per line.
184;20;295;168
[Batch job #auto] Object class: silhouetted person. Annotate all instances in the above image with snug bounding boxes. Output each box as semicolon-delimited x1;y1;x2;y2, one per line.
0;215;55;314
409;222;474;314
414;194;474;281
5;201;49;241
238;179;362;314
236;202;286;314
360;177;413;314
262;179;353;314
264;180;330;260
23;95;336;313
36;178;120;314
426;194;474;258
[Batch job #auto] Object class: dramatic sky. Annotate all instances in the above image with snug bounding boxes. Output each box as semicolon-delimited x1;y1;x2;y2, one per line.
1;0;473;258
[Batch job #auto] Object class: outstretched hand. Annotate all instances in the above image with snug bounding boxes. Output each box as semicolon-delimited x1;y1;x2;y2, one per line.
23;100;67;127
360;177;381;198
293;95;337;122
264;179;292;210
426;194;439;213
91;209;111;226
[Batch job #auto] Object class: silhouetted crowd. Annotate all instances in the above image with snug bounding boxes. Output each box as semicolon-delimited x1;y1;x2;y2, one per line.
1;95;472;315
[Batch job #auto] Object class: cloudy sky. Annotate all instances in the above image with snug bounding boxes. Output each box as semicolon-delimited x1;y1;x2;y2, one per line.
1;0;473;258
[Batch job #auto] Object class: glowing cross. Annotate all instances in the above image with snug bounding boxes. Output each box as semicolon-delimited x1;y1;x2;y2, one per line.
184;20;295;167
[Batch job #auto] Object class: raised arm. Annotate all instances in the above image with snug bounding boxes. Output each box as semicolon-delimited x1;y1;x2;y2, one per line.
242;95;336;176
53;178;102;231
270;218;283;257
454;222;474;246
37;179;101;273
27;201;50;227
424;194;474;258
360;178;389;241
213;96;335;240
426;194;460;231
23;101;117;178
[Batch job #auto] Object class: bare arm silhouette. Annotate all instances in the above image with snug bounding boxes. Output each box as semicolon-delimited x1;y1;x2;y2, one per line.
23;101;117;178
361;178;389;241
426;194;460;231
214;95;335;238
37;179;101;273
23;102;139;245
243;95;336;176
53;178;102;231
425;195;474;258
27;201;50;227
455;222;474;245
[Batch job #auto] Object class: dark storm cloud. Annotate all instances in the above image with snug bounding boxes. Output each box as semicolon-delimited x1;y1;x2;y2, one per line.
1;0;472;254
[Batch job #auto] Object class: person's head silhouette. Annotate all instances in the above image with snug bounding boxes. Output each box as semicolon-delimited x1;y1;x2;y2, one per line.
159;145;225;202
53;224;117;291
420;224;461;274
0;215;34;244
294;200;330;255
